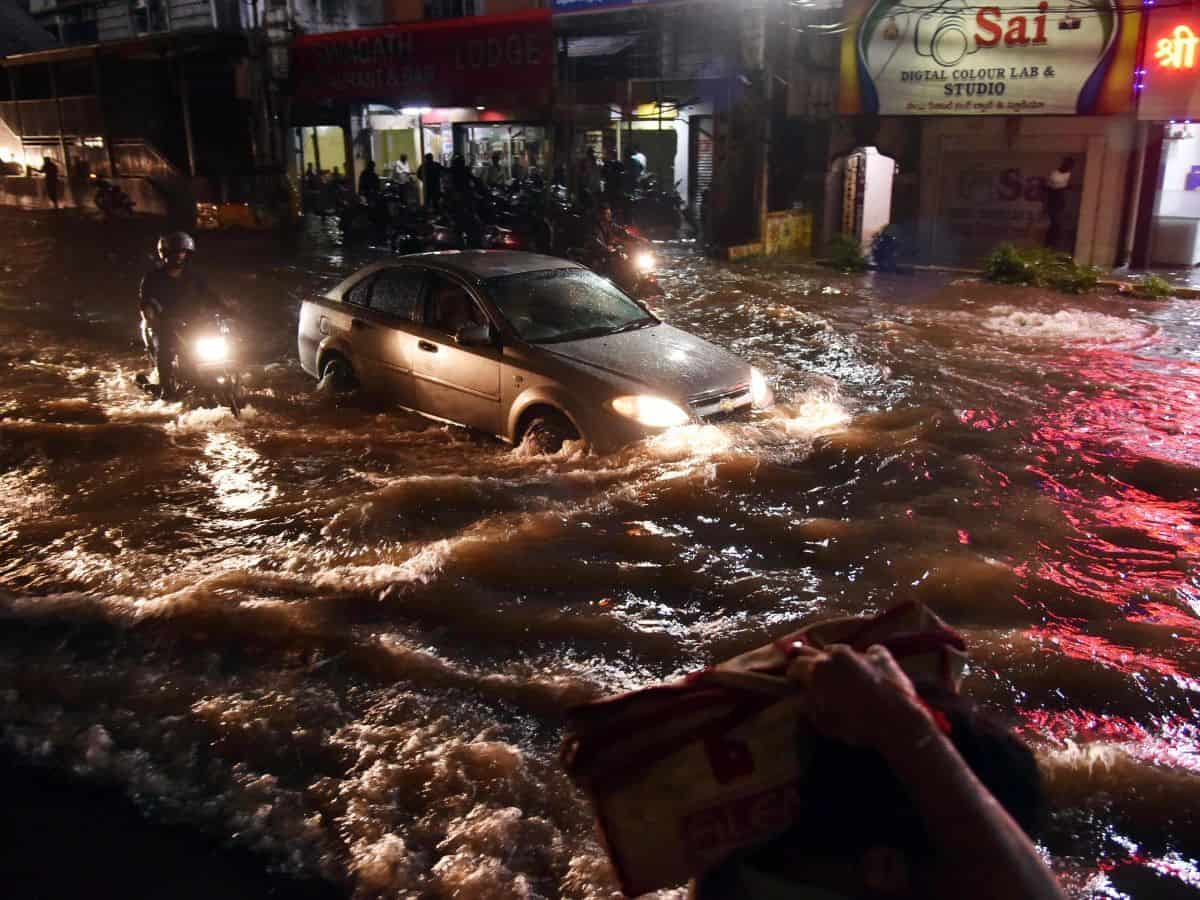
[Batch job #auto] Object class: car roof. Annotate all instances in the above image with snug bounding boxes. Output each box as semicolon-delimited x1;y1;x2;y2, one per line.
411;250;583;280
330;252;582;298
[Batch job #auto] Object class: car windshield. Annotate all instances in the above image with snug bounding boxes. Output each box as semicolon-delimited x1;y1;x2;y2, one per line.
484;268;657;344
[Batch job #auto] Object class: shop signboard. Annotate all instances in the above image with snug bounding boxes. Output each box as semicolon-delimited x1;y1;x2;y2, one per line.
1137;9;1200;120
838;0;1140;115
291;10;553;105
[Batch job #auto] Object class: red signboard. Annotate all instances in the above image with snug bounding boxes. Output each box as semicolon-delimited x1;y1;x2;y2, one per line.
1138;10;1200;119
290;9;554;105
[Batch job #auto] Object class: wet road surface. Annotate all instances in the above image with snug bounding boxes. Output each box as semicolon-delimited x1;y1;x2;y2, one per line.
1;209;1198;898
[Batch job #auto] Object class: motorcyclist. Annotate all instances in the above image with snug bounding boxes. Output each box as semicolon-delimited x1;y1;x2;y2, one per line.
586;202;623;270
138;232;227;400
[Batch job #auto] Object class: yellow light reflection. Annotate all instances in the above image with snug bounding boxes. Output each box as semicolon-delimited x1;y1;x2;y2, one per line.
201;432;277;515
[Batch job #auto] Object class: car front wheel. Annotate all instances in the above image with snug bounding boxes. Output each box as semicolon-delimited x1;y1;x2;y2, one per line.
521;411;579;455
318;354;357;394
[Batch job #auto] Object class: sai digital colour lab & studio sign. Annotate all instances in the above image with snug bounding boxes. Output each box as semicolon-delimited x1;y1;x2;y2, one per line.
838;0;1141;115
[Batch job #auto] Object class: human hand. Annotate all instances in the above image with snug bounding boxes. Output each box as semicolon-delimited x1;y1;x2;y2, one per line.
788;644;939;755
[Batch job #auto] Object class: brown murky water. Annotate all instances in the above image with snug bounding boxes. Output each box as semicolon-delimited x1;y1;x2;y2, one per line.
1;210;1198;898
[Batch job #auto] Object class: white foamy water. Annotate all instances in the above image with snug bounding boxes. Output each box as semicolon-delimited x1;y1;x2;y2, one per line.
980;306;1158;346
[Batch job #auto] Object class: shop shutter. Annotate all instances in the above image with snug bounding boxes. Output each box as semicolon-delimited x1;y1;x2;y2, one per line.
690;115;713;217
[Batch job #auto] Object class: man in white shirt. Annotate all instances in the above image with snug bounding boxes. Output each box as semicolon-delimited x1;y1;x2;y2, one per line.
1045;157;1075;249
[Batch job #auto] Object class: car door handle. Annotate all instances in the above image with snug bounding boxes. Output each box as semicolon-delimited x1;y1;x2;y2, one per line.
418;340;438;353
351;317;372;331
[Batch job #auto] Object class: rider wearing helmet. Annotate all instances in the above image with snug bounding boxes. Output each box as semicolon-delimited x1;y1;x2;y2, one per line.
139;232;225;399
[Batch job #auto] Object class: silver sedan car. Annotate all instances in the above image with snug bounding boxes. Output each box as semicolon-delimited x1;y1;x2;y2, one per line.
297;251;773;452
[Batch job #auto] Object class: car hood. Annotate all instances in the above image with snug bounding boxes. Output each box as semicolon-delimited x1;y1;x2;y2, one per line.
541;323;750;402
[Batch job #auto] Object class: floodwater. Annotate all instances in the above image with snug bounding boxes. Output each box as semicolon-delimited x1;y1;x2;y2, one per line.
1;209;1198;899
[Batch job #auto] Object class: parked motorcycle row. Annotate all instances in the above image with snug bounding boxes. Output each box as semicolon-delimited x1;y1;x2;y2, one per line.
333;172;689;300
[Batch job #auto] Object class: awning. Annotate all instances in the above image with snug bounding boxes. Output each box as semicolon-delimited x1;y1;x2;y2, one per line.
1;30;247;68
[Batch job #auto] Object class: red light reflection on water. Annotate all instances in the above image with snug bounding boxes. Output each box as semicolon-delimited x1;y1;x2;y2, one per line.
1007;348;1200;685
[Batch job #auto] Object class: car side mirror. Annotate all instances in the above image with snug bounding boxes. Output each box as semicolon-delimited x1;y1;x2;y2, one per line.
455;323;496;347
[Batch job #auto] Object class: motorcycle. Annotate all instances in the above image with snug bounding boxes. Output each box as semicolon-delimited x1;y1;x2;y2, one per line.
572;226;661;300
139;312;243;417
94;178;135;217
629;177;689;238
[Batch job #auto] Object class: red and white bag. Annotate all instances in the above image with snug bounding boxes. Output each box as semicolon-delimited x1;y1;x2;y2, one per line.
561;602;968;897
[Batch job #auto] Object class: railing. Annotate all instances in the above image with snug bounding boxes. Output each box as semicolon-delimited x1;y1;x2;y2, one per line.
0;96;103;139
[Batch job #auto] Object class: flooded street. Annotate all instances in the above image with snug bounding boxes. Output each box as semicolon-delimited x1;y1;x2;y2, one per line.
1;208;1198;898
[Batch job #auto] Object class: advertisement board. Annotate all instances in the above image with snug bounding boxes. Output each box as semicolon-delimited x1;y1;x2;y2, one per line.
291;10;553;105
1137;10;1200;120
838;0;1139;115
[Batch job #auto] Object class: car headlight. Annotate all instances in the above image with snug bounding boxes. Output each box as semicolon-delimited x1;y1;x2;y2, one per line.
634;251;656;274
195;335;228;364
611;394;690;428
750;367;774;409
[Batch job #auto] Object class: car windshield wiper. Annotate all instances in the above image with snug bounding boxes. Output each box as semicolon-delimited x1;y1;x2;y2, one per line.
606;317;657;336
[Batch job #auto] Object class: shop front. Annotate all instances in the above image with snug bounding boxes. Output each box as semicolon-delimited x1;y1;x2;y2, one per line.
289;9;555;189
1129;9;1200;267
837;0;1141;265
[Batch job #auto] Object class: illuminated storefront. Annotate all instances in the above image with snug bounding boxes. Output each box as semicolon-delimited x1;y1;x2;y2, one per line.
288;10;554;188
1128;9;1200;267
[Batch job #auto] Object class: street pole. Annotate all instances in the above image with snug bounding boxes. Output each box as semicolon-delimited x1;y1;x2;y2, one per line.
176;54;197;177
758;0;772;245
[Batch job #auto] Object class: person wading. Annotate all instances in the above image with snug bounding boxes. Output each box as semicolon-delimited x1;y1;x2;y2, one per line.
40;157;60;209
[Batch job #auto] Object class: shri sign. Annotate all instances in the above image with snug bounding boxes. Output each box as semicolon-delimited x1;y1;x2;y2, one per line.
838;0;1139;115
1155;25;1200;69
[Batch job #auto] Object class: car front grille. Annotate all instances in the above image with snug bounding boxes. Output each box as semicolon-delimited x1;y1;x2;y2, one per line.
689;384;752;420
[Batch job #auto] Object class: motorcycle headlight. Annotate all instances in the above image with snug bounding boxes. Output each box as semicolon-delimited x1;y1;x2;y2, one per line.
611;394;690;429
195;335;228;364
750;367;774;409
634;251;656;274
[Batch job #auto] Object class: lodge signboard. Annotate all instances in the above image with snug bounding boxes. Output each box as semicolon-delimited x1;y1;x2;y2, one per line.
838;0;1140;115
291;10;553;105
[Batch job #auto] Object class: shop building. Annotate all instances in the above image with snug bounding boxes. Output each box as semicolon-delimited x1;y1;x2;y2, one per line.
1;0;281;215
553;0;770;243
288;9;555;190
1127;8;1200;268
817;0;1144;266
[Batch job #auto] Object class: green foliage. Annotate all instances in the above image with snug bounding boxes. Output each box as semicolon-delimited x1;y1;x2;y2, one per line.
982;244;1100;294
827;233;869;273
1131;274;1174;299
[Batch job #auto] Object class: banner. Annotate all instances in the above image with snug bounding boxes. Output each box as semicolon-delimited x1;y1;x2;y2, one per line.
838;0;1139;115
291;10;553;105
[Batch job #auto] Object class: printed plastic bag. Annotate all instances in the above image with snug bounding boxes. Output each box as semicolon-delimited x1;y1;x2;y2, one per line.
561;601;967;896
